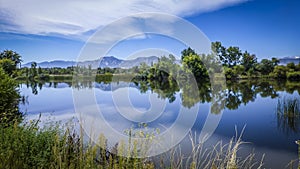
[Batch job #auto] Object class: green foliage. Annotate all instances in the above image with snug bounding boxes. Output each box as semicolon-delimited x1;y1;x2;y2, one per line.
287;62;296;70
256;59;277;75
0;49;22;67
146;55;180;81
0;68;22;126
0;58;16;75
29;62;38;79
272;65;288;79
226;46;242;67
224;67;238;79
199;53;223;75
212;41;227;66
241;51;257;72
212;41;242;68
287;72;300;80
182;53;208;80
181;47;197;60
233;65;245;76
0;50;22;76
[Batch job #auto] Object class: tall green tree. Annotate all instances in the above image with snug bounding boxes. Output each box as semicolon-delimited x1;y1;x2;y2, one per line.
212;42;242;68
30;62;38;78
241;51;257;72
182;53;208;80
272;65;288;79
181;47;197;60
0;50;22;68
212;41;227;66
226;46;242;67
257;58;278;75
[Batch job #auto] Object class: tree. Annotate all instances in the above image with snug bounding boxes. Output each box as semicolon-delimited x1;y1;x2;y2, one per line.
148;55;180;81
224;67;238;79
233;65;245;76
226;46;242;67
182;54;208;80
241;51;257;72
272;65;288;79
287;62;296;71
257;59;276;75
211;42;242;68
181;47;197;60
0;50;22;68
212;41;227;66
30;62;38;78
271;57;279;66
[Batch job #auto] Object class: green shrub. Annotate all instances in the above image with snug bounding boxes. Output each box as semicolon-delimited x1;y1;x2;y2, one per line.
224;67;238;79
0;68;22;126
0;58;16;75
287;72;300;80
271;65;288;79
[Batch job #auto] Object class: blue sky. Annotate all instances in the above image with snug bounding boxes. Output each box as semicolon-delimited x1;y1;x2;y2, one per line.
0;0;299;63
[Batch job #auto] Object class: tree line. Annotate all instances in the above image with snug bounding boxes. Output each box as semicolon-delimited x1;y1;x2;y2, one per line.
1;41;300;82
136;42;300;81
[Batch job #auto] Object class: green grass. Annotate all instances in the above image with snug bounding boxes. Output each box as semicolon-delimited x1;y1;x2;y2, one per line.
0;118;267;169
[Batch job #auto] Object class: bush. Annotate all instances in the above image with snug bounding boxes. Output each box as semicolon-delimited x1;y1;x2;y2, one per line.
0;68;22;126
224;67;238;79
287;72;300;80
0;58;16;75
271;66;288;79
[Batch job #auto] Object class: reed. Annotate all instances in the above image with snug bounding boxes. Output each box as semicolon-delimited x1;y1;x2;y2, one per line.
0;119;265;169
276;97;300;133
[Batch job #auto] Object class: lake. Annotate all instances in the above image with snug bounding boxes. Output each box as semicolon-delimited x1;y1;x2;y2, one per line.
19;79;300;168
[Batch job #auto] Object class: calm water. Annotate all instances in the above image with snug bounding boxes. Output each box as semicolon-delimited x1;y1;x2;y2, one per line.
19;80;300;168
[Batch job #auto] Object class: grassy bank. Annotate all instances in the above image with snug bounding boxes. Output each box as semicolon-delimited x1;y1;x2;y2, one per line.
0;119;267;169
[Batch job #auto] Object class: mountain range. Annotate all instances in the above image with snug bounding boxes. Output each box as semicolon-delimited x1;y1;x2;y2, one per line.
22;56;159;68
22;55;300;68
278;56;300;65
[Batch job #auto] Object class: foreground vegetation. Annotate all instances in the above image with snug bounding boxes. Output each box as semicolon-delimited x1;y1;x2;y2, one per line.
1;119;267;169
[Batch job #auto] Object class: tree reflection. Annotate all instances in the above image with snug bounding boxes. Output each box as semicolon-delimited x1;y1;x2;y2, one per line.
135;79;300;113
19;78;300;136
20;79;300;113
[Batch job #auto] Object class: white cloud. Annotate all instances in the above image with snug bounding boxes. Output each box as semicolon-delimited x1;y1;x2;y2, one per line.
0;0;246;40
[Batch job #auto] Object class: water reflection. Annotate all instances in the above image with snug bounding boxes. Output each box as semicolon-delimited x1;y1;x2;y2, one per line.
19;78;300;134
137;79;300;113
20;79;300;110
18;78;300;167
